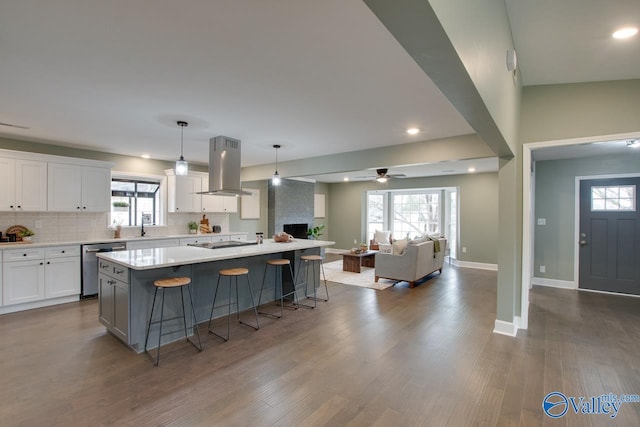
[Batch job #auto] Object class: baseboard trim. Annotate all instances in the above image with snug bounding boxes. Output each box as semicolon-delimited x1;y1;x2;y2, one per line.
493;319;518;337
578;288;640;298
453;260;498;271
532;277;576;289
0;295;80;315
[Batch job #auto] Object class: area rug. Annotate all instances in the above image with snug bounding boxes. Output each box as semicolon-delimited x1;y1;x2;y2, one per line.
322;260;395;290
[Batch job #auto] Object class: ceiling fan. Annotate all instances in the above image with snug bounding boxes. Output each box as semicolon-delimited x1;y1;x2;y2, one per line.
356;168;407;183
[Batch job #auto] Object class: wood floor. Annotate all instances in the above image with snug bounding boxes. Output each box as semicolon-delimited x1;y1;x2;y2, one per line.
1;266;639;426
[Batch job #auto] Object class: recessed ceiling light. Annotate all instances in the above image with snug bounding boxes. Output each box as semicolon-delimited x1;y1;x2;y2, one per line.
141;154;151;159
406;128;420;135
612;27;638;39
468;167;476;173
343;177;350;182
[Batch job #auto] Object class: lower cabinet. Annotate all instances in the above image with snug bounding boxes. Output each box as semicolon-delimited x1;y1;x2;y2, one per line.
45;252;81;298
98;261;129;343
3;259;45;305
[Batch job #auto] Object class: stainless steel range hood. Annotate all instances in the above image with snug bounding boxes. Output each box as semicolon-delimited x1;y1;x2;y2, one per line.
199;136;250;196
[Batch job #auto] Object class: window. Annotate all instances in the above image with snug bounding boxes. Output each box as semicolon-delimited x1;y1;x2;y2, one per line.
591;185;635;211
392;192;440;239
367;193;385;241
366;188;455;244
111;178;161;226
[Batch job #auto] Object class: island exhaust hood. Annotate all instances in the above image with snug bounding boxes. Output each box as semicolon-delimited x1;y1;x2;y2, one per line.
199;136;250;196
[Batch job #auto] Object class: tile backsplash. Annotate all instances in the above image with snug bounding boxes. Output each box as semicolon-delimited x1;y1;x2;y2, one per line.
0;212;230;243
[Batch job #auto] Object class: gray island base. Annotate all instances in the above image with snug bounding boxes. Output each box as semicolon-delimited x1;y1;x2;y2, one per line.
96;240;334;353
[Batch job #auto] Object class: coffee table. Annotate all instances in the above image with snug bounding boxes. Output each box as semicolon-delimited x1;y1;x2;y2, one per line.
342;251;377;273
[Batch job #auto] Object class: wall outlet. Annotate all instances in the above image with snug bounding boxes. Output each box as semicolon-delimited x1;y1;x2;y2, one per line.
537;218;546;225
462;246;467;253
35;220;42;229
540;265;546;273
354;239;358;244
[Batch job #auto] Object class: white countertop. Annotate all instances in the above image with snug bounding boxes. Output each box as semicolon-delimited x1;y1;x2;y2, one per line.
0;232;248;249
95;239;335;270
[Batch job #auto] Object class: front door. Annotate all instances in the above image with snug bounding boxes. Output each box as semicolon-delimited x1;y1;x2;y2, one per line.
579;178;640;295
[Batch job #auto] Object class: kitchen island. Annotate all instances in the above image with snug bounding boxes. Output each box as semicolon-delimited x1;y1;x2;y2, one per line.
95;239;334;352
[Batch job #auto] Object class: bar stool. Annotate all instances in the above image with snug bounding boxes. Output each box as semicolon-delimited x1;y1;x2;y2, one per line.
208;268;260;342
258;258;299;318
144;276;203;366
295;254;329;309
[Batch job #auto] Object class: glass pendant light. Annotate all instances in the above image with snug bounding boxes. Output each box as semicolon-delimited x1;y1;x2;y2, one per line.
175;121;188;176
271;144;281;186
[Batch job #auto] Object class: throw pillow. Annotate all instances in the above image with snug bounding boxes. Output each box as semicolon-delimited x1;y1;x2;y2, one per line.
374;230;391;244
379;243;392;254
392;237;408;255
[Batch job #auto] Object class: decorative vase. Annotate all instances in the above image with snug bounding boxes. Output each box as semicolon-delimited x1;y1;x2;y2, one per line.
189;229;197;234
114;225;122;239
22;236;32;242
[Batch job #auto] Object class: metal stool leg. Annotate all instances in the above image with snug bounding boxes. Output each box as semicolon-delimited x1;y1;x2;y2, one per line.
307;261;329;302
208;274;231;342
144;286;159;354
297;259;316;309
155;288;165;366
240;274;260;330
186;283;202;351
258;263;269;314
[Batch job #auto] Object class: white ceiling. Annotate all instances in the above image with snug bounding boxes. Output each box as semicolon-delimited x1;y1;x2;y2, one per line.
1;1;638;180
505;0;640;86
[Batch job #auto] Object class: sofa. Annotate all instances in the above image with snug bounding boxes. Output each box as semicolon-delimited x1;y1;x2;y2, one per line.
374;237;447;288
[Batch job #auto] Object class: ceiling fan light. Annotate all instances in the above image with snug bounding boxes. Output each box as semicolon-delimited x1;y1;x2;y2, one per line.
406;128;420;135
376;176;388;183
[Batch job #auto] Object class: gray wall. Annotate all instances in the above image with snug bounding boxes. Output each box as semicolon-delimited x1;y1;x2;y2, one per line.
267;179;314;237
327;172;499;264
534;153;640;282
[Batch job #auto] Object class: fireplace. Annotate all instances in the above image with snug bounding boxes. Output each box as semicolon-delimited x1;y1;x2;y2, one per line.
283;223;308;239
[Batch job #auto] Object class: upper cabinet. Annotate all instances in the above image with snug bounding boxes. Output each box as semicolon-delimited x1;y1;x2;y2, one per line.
166;171;237;213
167;173;202;213
201;176;237;213
0;157;47;212
48;163;111;212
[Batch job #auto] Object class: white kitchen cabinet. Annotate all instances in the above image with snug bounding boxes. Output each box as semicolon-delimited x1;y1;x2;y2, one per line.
0;157;47;212
179;236;214;246
48;163;111;212
229;234;248;242
201;176;238;213
0;252;3;307
211;235;230;243
44;246;81;298
167;172;202;213
2;246;80;306
3;259;46;305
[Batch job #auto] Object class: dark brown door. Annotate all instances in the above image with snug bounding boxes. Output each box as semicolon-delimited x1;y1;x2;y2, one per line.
579;178;640;295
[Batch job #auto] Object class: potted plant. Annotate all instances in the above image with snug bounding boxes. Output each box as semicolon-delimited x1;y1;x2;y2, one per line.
19;228;35;242
112;201;130;212
306;225;325;240
188;221;198;234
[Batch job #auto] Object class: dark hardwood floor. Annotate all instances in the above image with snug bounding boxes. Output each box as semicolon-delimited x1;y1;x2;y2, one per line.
1;265;639;426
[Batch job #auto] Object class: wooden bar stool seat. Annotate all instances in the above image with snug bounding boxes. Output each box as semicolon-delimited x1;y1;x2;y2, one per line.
295;254;329;309
258;258;299;319
144;276;202;366
208;267;260;342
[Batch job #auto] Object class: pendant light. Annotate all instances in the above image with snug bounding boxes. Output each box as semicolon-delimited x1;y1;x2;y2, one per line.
175;121;189;176
271;144;281;186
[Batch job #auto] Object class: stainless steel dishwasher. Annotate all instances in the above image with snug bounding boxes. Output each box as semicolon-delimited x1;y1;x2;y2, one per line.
81;242;126;297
